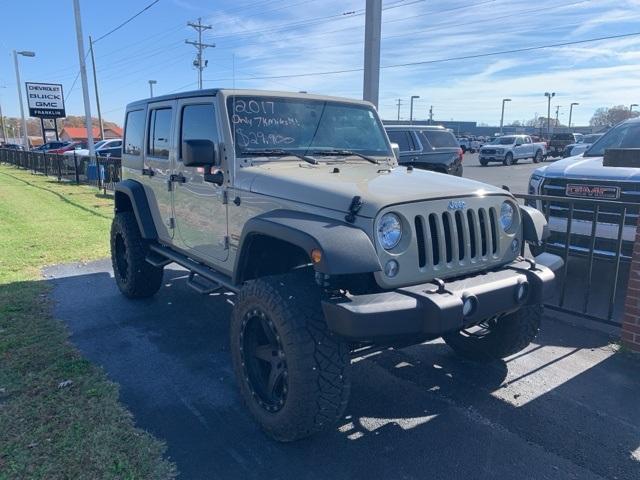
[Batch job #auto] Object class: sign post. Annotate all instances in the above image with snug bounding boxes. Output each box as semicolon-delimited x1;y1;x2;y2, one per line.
25;82;65;144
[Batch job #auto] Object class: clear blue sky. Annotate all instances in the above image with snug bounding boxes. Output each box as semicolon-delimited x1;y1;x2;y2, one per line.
1;0;639;127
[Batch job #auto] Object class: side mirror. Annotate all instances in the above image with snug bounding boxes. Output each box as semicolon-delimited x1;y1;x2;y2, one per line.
183;139;216;167
390;142;400;161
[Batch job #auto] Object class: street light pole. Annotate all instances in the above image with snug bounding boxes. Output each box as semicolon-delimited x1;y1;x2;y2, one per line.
13;50;34;150
409;95;420;123
88;36;104;141
544;92;555;138
568;102;579;128
363;0;382;108
149;80;157;97
499;98;511;135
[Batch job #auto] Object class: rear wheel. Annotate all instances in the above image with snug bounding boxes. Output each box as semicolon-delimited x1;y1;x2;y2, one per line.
443;305;542;361
480;158;489;166
230;272;351;442
503;153;514;166
533;150;543;163
110;211;163;298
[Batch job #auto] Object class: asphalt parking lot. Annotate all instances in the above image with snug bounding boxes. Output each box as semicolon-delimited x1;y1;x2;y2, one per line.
45;260;640;480
461;152;552;192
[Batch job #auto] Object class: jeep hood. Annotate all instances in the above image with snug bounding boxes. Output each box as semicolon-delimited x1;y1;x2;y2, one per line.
242;162;505;218
538;155;640;181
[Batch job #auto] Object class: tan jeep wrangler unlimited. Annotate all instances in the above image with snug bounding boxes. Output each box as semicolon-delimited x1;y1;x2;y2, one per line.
111;89;562;441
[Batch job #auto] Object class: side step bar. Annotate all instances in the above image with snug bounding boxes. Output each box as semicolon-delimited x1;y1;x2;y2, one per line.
147;244;239;294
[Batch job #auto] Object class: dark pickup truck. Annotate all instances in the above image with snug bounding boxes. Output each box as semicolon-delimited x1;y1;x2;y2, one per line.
385;125;463;176
548;132;583;158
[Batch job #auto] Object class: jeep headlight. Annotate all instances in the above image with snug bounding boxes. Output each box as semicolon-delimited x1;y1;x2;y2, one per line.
500;201;515;232
377;213;402;250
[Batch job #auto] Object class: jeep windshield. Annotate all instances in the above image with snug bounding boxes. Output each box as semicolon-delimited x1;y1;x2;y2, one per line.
227;96;391;159
584;121;640;157
490;137;516;145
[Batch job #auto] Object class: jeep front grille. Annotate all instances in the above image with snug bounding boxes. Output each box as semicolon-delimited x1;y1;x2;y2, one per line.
414;208;499;269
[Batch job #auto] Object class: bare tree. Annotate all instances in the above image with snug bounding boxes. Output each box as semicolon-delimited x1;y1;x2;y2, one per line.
590;105;639;127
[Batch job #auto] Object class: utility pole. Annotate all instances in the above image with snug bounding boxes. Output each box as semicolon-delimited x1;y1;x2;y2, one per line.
148;80;157;97
409;95;419;124
429;105;433;124
186;18;215;90
396;98;402;120
88;36;104;140
555;105;561;127
363;0;382;108
72;0;96;159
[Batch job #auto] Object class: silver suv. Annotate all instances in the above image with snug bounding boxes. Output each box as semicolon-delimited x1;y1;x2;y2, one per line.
111;89;561;441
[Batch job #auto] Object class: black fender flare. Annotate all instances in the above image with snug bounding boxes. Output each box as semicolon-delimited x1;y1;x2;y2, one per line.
114;180;157;240
519;205;549;245
233;210;382;284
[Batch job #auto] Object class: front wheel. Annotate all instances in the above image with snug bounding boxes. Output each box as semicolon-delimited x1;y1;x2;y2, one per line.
503;153;514;166
110;211;163;298
443;305;542;361
480;158;488;166
230;272;351;442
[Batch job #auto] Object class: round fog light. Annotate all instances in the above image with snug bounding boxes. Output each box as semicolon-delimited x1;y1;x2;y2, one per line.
462;296;477;317
515;282;529;302
384;259;399;278
511;238;520;253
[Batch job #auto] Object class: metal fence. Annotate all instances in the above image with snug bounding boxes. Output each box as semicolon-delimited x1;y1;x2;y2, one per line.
516;192;638;327
0;148;122;193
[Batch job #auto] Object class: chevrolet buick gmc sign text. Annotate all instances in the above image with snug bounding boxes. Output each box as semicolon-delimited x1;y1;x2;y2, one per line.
25;82;65;118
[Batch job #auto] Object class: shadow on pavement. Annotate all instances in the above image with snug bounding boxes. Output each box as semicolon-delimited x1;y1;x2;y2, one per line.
28;259;640;480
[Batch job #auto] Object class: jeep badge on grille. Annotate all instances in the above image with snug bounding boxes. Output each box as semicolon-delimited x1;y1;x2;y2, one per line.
448;200;466;210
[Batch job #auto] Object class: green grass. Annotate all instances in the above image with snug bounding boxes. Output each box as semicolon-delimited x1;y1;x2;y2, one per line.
0;165;175;479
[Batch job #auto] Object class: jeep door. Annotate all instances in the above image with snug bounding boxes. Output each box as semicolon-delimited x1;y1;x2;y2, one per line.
144;100;176;241
172;96;228;262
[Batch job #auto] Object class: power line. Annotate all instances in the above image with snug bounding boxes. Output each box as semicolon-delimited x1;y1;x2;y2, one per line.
93;0;161;43
201;30;640;81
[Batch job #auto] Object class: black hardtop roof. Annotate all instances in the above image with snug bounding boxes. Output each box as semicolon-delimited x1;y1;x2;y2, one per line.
126;88;220;109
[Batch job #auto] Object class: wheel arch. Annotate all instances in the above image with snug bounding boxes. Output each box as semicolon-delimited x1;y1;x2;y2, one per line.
233;210;382;284
114;180;157;240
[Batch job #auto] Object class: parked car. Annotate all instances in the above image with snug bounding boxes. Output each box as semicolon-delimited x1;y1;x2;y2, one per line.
528;118;640;259
48;141;87;154
2;143;25;150
96;139;123;158
479;135;546;166
457;137;480;153
386;125;463;176
31;141;69;152
563;133;604;157
111;88;561;441
548;133;584;158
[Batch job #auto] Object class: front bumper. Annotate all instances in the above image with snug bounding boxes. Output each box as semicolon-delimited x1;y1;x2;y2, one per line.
322;253;563;341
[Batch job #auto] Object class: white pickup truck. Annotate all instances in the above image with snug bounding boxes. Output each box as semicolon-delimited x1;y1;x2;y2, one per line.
479;135;546;166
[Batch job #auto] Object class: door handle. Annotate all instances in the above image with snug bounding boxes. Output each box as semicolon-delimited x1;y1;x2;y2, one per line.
142;168;154;177
169;173;187;184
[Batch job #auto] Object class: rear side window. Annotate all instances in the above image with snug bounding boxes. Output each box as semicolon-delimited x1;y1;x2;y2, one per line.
419;130;458;148
180;104;219;159
124;110;145;155
148;108;172;158
387;130;416;152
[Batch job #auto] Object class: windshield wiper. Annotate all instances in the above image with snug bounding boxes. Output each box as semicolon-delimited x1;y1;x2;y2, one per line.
241;148;318;165
310;149;379;164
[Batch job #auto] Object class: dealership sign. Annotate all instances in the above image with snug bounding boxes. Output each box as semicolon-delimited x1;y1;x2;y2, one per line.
25;82;65;118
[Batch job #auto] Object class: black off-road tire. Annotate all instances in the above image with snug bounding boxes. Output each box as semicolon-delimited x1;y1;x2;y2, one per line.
230;272;351;442
503;152;514;166
110;211;163;299
442;305;542;361
480;158;489;166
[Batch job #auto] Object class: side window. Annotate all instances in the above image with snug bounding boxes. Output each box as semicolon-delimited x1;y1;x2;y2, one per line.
148;108;172;159
387;130;415;152
180;103;219;160
419;130;458;148
525;137;531;144
113;140;122;147
124;109;145;156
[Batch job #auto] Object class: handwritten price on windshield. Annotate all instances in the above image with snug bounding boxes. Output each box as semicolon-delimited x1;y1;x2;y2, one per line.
235;129;295;147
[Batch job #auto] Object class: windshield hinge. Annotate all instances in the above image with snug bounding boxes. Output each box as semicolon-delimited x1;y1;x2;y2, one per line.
168;217;175;229
224;235;230;250
222;190;229;204
345;196;363;223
